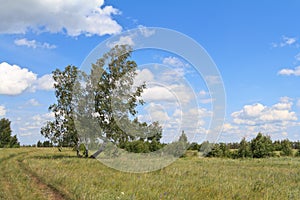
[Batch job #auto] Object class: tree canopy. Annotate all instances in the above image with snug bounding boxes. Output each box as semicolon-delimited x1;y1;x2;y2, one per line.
0;118;20;148
41;45;162;157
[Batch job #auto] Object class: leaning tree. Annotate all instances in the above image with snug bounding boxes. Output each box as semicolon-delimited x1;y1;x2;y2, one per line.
73;45;162;157
42;45;162;157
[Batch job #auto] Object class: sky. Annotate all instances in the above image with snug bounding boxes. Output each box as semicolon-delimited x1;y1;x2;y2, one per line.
1;0;300;144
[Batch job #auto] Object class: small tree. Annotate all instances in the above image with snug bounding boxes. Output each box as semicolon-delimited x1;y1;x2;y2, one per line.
0;118;20;148
281;139;293;156
41;66;80;152
251;133;274;158
238;138;252;158
206;143;230;158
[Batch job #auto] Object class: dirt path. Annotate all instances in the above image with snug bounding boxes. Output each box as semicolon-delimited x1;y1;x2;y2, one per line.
16;154;70;200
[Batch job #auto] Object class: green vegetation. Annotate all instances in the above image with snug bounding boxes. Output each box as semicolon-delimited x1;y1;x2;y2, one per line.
199;133;299;159
41;45;163;157
0;118;20;148
1;148;300;199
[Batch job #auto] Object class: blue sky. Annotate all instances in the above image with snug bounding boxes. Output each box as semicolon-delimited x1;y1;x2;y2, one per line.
1;0;300;144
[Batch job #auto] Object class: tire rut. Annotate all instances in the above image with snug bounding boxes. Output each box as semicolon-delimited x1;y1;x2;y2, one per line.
16;153;71;200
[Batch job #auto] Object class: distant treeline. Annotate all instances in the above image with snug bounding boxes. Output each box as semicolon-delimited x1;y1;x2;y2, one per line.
26;132;300;159
188;133;300;158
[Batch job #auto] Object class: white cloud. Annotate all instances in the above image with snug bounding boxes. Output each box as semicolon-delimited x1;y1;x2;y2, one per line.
160;68;185;82
222;123;239;133
19;112;54;132
223;98;300;140
137;25;155;37
145;103;170;122
0;105;6;116
199;98;214;104
198;90;214;104
0;0;122;36
14;38;56;49
205;75;222;85
199;90;208;97
0;62;37;95
272;36;298;48
31;74;55;91
280;96;293;103
278;66;300;76
26;99;40;106
134;69;154;86
281;36;297;46
0;62;54;95
107;35;135;48
162;57;188;67
231;99;297;126
142;86;175;102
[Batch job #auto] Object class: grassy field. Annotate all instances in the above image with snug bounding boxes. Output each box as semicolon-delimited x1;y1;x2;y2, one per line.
0;148;300;200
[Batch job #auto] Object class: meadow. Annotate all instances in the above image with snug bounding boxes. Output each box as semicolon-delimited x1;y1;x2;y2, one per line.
0;148;299;200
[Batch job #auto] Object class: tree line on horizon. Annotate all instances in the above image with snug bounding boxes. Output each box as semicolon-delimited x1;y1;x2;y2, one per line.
187;132;300;158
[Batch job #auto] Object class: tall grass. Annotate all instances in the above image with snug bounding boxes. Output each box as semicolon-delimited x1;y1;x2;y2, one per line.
1;148;300;199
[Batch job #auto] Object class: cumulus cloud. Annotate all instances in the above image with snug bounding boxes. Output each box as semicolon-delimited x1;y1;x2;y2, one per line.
14;38;56;49
0;0;122;36
106;35;135;48
19;112;54;132
31;74;55;91
0;62;54;95
0;105;6;116
142;86;175;102
162;57;188;67
222;98;300;140
198;90;214;104
145;103;170;122
231;100;297;126
0;62;37;95
135;69;154;86
278;66;300;76
222;123;239;133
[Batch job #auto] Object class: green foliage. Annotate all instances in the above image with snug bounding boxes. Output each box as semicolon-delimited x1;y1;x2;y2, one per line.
188;142;201;151
206;143;231;158
179;131;188;143
164;131;189;157
84;45;147;145
250;133;274;158
280;139;293;156
73;45;163;157
124;140;150;153
43;46;163;157
0;118;20;148
199;141;213;156
37;140;53;147
295;149;300;157
41;65;79;148
238;138;252;158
